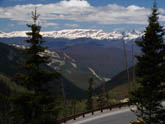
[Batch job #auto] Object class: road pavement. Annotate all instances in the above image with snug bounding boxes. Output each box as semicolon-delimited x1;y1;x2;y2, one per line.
76;110;136;124
66;102;165;124
66;107;136;124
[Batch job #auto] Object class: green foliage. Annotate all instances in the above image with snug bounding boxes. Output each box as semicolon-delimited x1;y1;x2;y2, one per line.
97;93;105;108
0;74;11;124
0;74;26;93
97;81;107;107
130;2;165;124
86;78;94;110
8;9;60;124
0;74;28;124
0;42;24;77
57;98;86;119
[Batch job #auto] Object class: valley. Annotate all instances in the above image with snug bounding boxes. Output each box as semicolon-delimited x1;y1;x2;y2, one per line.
0;29;139;120
0;29;140;91
0;0;164;123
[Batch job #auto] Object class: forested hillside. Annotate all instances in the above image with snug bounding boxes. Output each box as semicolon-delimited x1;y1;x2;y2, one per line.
0;42;87;99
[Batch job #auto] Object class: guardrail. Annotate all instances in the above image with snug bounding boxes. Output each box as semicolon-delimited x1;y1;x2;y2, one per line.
59;102;131;123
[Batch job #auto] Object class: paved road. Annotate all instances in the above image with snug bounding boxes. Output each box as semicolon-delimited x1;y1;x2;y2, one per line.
67;107;137;124
78;110;136;124
67;102;165;124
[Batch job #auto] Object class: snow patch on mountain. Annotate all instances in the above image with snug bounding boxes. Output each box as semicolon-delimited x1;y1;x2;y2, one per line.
71;62;77;68
49;59;65;67
88;67;103;81
64;53;76;62
103;77;111;82
0;29;142;40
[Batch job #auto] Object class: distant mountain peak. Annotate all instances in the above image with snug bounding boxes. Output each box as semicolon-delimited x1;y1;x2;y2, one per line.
0;29;142;40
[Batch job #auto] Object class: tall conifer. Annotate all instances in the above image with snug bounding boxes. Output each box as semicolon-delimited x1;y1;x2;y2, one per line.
8;8;60;124
86;78;93;110
130;2;165;124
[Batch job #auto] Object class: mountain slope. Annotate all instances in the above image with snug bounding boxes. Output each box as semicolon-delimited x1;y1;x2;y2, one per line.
0;42;87;99
10;43;103;90
58;45;134;78
95;66;134;94
0;42;23;77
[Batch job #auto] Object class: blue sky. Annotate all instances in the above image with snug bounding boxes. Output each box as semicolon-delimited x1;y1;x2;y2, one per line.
0;0;165;32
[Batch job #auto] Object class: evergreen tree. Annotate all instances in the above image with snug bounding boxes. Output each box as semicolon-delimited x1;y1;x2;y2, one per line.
86;78;93;110
8;8;60;124
71;99;77;115
130;2;165;124
97;80;106;108
97;93;105;108
105;92;110;105
0;84;9;124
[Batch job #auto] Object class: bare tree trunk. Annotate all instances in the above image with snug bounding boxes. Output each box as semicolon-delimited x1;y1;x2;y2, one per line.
122;39;130;92
132;44;136;90
102;81;105;95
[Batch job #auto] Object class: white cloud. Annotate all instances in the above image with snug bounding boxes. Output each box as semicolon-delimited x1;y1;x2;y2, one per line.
60;0;90;8
64;23;79;28
40;22;58;27
0;0;165;25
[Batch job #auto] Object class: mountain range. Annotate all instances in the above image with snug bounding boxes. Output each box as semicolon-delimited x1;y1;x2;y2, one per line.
0;29;142;40
0;29;141;90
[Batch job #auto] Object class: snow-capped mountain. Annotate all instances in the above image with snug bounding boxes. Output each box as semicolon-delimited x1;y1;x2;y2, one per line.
0;29;142;40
